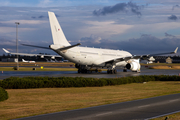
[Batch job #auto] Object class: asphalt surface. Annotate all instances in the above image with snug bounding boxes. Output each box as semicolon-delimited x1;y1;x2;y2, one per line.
14;93;180;120
1;67;180;79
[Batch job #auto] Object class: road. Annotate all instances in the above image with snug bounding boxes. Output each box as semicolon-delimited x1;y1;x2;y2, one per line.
14;93;180;120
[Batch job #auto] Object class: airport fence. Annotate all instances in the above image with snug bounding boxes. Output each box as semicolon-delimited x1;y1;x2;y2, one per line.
0;75;180;89
0;87;8;101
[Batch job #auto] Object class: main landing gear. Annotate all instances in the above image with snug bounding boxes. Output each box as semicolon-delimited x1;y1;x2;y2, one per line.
76;64;88;73
123;67;127;72
107;69;117;74
76;64;100;74
78;68;88;73
78;68;100;73
75;64;119;74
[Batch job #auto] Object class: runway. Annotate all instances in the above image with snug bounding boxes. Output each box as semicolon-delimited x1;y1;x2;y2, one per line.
1;67;180;79
14;93;180;120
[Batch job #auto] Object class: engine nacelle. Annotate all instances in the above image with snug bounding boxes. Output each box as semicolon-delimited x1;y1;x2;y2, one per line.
51;56;55;59
126;61;141;72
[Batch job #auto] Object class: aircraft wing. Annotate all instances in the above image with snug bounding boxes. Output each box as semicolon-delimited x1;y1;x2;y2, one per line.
105;47;178;64
2;48;61;59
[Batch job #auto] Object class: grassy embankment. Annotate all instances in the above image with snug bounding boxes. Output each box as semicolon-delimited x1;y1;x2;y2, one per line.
0;81;180;120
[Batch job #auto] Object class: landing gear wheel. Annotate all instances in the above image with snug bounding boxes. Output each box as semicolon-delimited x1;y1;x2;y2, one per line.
123;69;127;72
84;69;87;73
78;69;81;73
114;69;117;74
107;69;117;74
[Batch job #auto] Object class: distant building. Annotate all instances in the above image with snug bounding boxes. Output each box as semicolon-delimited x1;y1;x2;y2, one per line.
154;56;167;63
172;56;180;63
154;56;180;63
166;57;172;64
1;58;18;62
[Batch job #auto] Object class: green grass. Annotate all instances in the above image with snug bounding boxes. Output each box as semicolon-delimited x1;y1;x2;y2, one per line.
0;81;180;120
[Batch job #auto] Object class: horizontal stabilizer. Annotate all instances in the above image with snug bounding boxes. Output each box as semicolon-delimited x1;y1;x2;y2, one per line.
21;44;51;49
58;43;81;51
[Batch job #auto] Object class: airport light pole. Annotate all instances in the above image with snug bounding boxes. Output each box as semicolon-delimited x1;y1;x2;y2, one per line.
15;22;20;70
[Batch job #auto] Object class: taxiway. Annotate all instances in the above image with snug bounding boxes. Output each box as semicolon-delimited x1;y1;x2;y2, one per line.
1;67;180;80
14;93;180;120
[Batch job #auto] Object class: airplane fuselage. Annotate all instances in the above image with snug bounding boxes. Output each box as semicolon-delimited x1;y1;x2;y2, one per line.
53;46;132;67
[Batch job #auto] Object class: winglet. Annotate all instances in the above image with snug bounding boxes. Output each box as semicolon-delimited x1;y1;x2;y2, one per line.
174;47;178;53
2;48;10;53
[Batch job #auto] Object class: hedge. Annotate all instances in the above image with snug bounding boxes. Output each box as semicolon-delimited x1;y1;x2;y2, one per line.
0;87;8;102
0;75;180;89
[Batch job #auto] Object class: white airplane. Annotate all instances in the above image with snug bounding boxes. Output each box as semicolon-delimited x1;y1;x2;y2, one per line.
140;56;155;64
2;48;61;59
22;59;35;63
8;11;179;74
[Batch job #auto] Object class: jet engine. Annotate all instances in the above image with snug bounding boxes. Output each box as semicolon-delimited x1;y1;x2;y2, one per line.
51;56;55;59
126;60;141;72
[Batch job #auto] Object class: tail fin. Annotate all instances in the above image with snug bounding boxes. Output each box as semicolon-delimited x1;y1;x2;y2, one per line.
48;11;70;46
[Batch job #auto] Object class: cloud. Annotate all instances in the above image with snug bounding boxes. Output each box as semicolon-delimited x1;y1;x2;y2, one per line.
79;21;133;38
140;34;151;37
0;27;35;34
1;20;47;25
168;15;178;20
93;1;146;17
172;5;180;10
31;15;48;19
0;37;15;46
117;35;180;54
31;14;59;19
37;0;52;7
77;35;180;55
165;32;175;38
79;35;102;44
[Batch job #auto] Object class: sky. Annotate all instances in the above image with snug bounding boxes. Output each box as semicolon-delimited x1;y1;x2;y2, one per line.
0;0;180;56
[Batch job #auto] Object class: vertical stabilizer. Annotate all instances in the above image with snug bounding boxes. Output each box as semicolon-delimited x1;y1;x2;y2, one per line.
48;11;70;46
